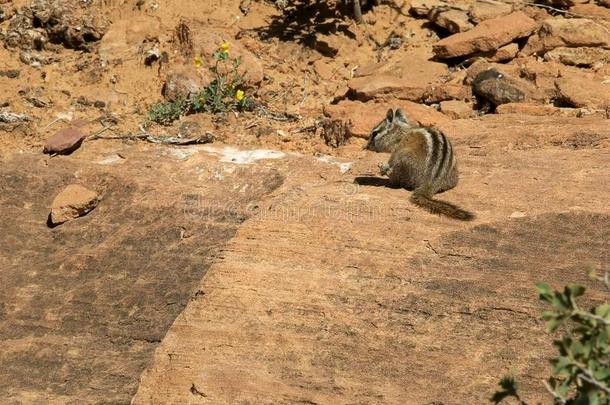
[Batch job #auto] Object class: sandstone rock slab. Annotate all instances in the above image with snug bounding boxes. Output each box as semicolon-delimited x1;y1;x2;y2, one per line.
544;46;610;66
433;11;537;58
521;18;610;56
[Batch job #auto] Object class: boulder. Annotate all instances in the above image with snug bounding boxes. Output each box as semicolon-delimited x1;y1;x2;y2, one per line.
433;11;537;58
521;18;610;56
472;68;545;106
49;185;99;226
556;74;610;109
43;127;86;155
324;100;450;139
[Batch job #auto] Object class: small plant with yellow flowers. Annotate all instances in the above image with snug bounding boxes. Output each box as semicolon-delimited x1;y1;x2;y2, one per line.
147;41;254;125
191;41;254;114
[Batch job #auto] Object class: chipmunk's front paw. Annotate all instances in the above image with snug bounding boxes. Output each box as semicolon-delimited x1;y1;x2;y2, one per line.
378;162;391;176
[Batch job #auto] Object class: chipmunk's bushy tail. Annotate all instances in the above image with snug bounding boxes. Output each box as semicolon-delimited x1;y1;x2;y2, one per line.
410;187;474;221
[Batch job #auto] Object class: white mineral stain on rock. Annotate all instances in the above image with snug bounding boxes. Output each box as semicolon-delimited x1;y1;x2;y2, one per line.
200;145;286;164
315;154;353;174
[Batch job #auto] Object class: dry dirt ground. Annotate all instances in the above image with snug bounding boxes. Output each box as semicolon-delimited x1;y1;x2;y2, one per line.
1;0;609;404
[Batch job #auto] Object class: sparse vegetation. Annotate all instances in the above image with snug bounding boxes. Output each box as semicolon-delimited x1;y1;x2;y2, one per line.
493;268;610;405
147;42;254;126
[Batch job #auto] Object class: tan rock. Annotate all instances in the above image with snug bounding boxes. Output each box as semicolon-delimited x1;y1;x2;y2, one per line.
495;103;580;116
429;9;474;33
544;46;610;67
98;16;161;62
521;18;610;56
422;83;473;103
488;42;519;62
569;4;610;20
433;11;537;58
440;100;474;119
162;66;208;101
556;75;610;109
410;0;451;17
313;59;334;81
50;184;99;226
469;0;513;23
347;75;425;101
348;53;448;101
43;127;86;155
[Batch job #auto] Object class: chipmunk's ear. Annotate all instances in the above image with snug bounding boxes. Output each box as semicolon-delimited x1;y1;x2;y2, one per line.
385;109;394;123
394;108;408;123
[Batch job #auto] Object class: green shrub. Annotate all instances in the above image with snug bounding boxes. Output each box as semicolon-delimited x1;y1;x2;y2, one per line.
493;268;610;405
146;98;189;126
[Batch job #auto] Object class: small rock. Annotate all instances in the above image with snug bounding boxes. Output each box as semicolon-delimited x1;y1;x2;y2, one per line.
43;127;86;155
144;46;161;66
162;68;205;102
469;0;513;23
93;100;106;108
0;69;20;78
49;184;99;226
433;11;538;59
521;18;610;56
410;0;449;17
76;96;93;106
544;46;610;67
428;9;474;33
313;59;334;81
487;42;519;62
440;100;474;119
510;211;527;218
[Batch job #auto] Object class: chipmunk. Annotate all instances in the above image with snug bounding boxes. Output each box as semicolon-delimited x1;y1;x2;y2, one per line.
365;108;474;221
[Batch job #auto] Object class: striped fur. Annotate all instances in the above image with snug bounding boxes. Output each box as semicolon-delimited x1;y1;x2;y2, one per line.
366;109;474;221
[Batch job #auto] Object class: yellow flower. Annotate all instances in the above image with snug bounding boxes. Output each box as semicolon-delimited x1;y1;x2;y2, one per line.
193;55;203;68
235;89;244;101
220;41;229;53
199;96;206;104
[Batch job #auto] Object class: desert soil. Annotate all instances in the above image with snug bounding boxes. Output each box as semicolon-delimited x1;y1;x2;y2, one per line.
0;0;609;404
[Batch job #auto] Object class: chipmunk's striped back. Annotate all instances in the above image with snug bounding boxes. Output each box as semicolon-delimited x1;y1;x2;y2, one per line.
366;109;473;221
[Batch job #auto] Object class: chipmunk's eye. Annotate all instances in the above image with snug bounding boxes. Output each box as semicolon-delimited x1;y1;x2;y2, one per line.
371;128;381;139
